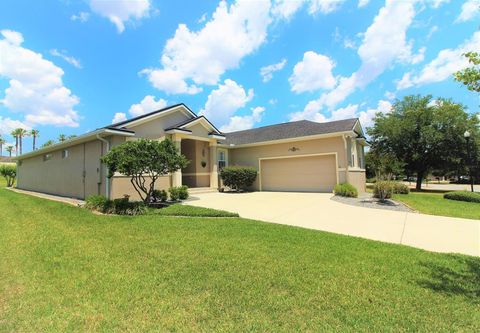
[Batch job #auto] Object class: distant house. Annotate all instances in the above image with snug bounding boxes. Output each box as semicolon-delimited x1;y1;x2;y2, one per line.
15;104;367;200
0;157;15;165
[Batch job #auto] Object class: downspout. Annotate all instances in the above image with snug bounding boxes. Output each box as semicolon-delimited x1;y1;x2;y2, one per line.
342;134;350;184
96;134;110;199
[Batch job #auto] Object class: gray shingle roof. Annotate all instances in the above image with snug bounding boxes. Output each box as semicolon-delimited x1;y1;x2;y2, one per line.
224;118;358;145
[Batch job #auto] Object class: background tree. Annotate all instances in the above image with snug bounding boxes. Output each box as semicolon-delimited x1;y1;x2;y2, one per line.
368;95;478;190
67;134;77;140
101;139;189;203
6;146;14;157
11;128;28;155
365;150;404;181
0;136;5;156
0;164;16;187
10;129;20;156
58;134;66;142
30;129;39;150
41;140;55;148
454;52;480;93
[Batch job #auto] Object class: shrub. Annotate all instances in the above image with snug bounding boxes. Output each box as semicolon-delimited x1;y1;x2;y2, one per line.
152;189;168;202
169;187;180;201
0;164;16;187
373;181;394;200
85;195;147;215
393;182;410;194
178;185;189;200
444;191;480;203
333;183;358;198
220;166;257;191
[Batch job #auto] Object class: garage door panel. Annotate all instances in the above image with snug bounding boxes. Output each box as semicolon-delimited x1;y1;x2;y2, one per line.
261;155;336;192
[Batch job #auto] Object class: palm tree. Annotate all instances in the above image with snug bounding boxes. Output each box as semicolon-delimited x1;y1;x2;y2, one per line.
30;129;40;150
41;140;55;148
16;128;29;155
6;146;13;157
10;129;20;156
0;136;5;156
58;134;66;142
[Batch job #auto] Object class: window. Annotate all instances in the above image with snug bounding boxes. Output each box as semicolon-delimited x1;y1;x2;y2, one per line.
43;153;52;162
218;151;226;170
62;149;69;159
351;154;355;167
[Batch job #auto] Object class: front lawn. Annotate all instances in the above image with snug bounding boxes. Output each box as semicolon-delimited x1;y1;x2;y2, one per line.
394;191;480;220
148;204;239;217
1;187;479;331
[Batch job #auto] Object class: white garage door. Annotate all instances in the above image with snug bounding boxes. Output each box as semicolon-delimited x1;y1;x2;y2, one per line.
260;154;337;192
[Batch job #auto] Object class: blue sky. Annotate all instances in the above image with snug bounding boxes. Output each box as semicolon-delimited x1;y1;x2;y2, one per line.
0;0;479;153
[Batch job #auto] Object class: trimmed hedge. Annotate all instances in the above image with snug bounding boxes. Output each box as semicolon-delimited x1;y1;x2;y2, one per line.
444;191;480;203
333;183;358;198
85;195;147;216
169;185;189;201
220;166;257;191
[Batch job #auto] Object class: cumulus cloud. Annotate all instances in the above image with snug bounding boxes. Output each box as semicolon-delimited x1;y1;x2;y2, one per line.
112;112;127;124
199;79;254;126
456;0;480;22
0;30;80;127
358;0;370;7
358;100;392;129
0;116;31;136
128;95;167;117
71;12;90;22
143;0;271;94
220;106;265;132
272;0;347;20
89;0;151;33
396;31;480;90
289;51;336;93
50;49;82;69
260;59;287;82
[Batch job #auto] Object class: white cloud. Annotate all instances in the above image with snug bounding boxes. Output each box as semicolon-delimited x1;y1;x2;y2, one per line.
50;49;82;69
272;0;346;20
220;106;265;132
343;37;356;49
71;12;90;22
289;51;336;93
384;91;396;100
89;0;151;33
0;30;80;127
0;116;31;136
143;0;271;95
358;100;392;129
128;95;167;117
260;59;287;82
456;0;480;23
427;25;438;39
199;79;253;126
112;112;127;124
397;31;480;90
358;0;370;7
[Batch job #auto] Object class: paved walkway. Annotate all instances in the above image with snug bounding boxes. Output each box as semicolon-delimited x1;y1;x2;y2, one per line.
186;192;480;257
7;187;85;206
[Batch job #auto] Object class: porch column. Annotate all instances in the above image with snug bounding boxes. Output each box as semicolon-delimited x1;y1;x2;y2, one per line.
172;135;182;187
209;141;218;188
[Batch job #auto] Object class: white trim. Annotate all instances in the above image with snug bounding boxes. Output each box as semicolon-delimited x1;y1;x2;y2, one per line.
209;134;226;140
182;172;210;176
221;131;353;149
180;117;217;132
119;105;195;129
258;152;339;191
165;129;192;135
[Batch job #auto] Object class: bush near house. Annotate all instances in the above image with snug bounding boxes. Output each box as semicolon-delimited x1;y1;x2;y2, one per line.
333;183;358;197
152;189;168;202
85;195;147;216
0;164;16;187
444;191;480;203
393;182;410;194
374;181;410;200
169;186;189;201
220;166;257;191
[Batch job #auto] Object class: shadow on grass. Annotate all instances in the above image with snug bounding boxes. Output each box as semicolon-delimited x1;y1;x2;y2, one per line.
418;255;480;303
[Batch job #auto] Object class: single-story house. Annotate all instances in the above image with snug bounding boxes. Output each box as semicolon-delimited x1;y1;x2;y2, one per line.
15;103;367;200
0;157;15;165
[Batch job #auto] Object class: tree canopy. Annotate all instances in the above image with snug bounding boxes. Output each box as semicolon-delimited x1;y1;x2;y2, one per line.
454;52;480;93
367;95;479;190
101;139;189;202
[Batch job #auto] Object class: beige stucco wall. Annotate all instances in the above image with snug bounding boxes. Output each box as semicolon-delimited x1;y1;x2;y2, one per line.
110;175;170;200
17;140;105;199
348;170;366;193
181;139;210;187
228;136;347;190
127;112;190;139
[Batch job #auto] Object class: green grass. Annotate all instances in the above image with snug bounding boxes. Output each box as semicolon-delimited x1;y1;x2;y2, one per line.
148;204;239;217
1;185;480;331
394;191;480;220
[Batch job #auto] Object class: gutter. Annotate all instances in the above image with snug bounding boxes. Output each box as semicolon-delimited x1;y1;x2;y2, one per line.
96;134;110;199
342;134;350;184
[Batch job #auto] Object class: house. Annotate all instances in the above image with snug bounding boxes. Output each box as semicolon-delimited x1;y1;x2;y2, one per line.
0;157;15;165
15;104;367;199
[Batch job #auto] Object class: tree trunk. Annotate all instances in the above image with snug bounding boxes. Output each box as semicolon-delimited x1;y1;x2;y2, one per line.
33;136;36;150
416;173;424;191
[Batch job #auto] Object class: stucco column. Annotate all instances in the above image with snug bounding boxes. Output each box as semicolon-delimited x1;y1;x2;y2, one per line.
172;135;182;187
209;141;218;188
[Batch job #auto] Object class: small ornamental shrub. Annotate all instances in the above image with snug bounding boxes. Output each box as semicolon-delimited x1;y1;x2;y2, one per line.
152;189;168;202
85;195;109;211
444;191;480;203
0;164;16;187
393;182;410;194
220;166;257;191
85;195;147;215
333;183;358;198
178;185;189;200
169;187;180;201
373;181;394;200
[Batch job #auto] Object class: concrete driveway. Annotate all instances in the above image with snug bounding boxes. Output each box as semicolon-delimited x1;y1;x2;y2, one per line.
186;192;480;256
